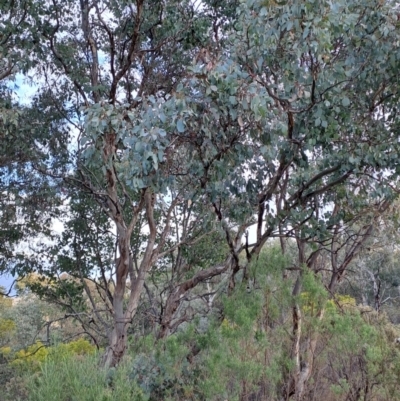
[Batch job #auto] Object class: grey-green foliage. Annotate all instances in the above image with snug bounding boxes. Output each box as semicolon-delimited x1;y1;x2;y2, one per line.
130;346;198;400
0;0;223;275
83;0;400;235
3;0;400;245
231;0;400;221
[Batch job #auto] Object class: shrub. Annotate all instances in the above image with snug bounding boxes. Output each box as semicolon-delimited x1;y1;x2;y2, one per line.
11;338;96;371
27;353;147;401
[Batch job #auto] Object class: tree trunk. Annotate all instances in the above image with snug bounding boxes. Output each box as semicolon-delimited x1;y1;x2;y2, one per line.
102;317;128;368
101;239;132;367
101;246;154;367
101;189;156;367
293;309;325;401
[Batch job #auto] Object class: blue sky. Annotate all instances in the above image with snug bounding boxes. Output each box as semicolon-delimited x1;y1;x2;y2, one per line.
11;73;39;104
0;273;15;295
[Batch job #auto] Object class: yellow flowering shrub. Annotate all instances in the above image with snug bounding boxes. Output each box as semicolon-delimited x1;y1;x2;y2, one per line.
11;338;96;371
301;292;357;316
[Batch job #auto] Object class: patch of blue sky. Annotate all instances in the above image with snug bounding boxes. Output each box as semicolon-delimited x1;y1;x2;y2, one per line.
0;273;15;295
9;73;40;106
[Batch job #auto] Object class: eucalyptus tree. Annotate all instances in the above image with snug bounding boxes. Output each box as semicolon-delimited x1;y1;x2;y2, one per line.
19;0;241;367
207;0;400;398
163;0;400;397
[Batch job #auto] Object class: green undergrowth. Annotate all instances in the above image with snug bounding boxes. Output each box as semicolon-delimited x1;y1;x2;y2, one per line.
27;354;146;401
3;248;400;400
